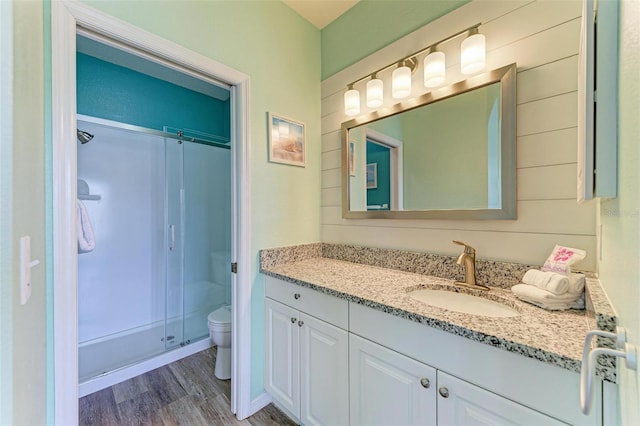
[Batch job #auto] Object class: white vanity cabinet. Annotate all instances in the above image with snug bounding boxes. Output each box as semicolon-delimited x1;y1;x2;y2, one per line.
264;275;603;425
265;277;349;425
349;302;601;426
350;333;563;426
350;334;437;425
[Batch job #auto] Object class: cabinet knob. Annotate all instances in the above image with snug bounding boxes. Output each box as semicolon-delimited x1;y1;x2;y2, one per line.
294;293;301;300
291;317;296;323
420;378;430;389
438;387;449;398
298;320;304;327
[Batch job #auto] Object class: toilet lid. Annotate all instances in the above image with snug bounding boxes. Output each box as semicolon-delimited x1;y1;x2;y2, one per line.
208;305;231;325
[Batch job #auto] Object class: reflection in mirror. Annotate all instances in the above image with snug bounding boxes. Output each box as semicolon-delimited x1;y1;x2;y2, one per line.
342;63;517;220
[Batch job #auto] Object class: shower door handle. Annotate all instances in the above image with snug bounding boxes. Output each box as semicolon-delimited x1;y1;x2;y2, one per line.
169;224;175;251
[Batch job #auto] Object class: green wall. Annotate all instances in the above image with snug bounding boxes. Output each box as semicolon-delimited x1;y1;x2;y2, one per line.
368;114;403;140
598;0;640;423
0;1;13;423
7;1;48;424
321;0;469;79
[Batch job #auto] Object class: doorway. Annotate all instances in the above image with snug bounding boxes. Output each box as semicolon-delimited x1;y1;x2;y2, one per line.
75;35;233;395
365;129;403;211
51;2;252;423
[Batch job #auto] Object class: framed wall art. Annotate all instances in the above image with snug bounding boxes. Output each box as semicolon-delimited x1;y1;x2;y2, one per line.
268;112;305;167
366;163;377;189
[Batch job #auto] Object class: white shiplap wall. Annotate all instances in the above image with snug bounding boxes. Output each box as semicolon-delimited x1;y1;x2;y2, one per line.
320;0;597;270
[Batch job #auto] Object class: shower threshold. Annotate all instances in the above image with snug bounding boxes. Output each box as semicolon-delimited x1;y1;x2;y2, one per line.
79;335;212;397
79;316;213;397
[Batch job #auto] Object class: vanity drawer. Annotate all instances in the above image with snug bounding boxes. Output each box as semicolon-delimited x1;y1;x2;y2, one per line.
265;276;348;329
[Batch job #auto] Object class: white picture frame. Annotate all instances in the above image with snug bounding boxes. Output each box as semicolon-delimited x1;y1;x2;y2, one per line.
268;112;305;167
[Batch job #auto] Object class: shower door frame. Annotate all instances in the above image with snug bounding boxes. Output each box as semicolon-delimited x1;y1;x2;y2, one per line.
51;2;253;424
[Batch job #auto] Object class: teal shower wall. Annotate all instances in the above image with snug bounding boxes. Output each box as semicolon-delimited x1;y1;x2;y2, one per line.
76;52;230;137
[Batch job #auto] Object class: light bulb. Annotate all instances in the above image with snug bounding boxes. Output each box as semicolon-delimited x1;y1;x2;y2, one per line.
366;78;384;108
423;51;446;88
392;66;411;99
344;87;360;116
461;33;486;75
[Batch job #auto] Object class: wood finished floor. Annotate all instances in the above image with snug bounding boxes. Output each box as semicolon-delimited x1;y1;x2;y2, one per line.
79;347;296;426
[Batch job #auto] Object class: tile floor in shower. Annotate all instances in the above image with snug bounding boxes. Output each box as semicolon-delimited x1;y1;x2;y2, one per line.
79;347;295;425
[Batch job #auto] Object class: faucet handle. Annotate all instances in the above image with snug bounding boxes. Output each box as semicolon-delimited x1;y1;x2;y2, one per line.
453;240;475;255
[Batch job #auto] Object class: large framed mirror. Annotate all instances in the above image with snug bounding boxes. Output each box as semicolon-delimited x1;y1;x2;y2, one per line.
342;63;517;220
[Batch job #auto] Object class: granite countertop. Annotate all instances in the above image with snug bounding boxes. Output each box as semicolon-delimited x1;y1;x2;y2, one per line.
259;244;618;382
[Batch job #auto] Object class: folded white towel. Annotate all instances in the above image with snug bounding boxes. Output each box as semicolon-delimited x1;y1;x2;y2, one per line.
77;199;96;254
522;269;569;295
511;284;584;311
569;273;586;293
529;293;585;310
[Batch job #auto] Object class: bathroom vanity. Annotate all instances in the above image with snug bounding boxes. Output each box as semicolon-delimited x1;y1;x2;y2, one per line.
261;244;617;426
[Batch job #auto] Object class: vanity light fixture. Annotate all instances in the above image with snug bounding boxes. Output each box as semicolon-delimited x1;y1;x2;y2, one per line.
344;84;360;117
343;23;485;116
392;58;416;99
461;28;486;75
366;74;384;108
423;48;446;88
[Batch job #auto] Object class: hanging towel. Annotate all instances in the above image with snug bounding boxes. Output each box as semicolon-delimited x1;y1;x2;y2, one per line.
77;199;96;253
522;269;570;295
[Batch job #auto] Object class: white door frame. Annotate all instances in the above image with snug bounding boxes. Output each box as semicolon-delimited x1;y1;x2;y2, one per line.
51;2;252;424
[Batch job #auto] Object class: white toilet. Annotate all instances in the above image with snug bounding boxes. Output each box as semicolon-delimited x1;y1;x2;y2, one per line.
208;305;232;380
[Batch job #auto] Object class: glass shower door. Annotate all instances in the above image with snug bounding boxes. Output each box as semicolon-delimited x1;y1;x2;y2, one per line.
182;140;232;344
165;138;184;349
163;134;231;349
77;120;170;380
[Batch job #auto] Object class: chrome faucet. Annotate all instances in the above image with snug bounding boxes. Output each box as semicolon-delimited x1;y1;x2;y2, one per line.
453;241;489;291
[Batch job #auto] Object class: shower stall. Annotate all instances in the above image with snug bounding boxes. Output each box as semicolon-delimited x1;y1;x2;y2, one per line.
76;115;231;392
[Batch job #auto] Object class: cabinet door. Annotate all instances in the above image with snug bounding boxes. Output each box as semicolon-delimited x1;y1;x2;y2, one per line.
299;313;349;426
265;298;300;418
350;334;436;426
437;371;566;425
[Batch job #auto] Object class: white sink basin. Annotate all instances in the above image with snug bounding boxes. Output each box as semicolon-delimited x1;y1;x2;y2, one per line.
408;288;520;318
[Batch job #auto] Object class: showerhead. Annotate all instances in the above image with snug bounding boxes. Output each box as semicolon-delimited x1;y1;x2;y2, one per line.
77;129;94;144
